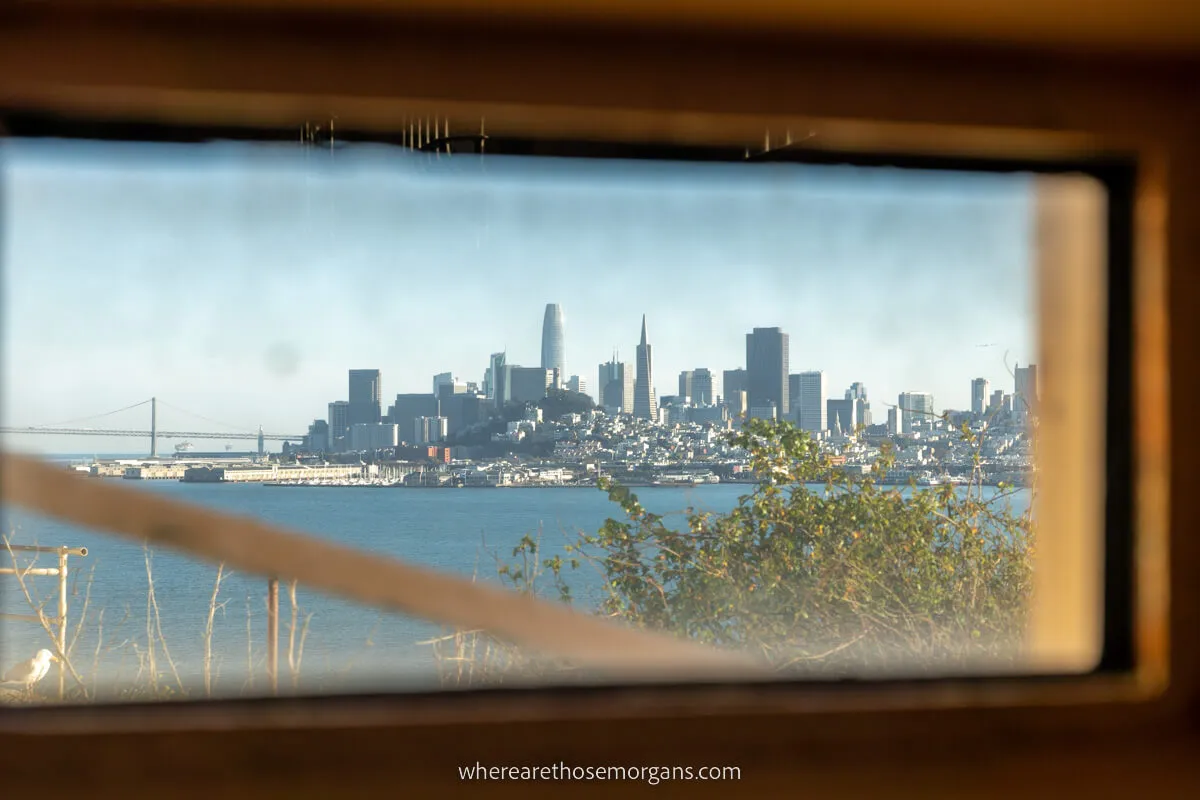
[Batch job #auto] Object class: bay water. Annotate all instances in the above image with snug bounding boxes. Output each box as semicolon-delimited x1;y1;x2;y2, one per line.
1;479;1028;698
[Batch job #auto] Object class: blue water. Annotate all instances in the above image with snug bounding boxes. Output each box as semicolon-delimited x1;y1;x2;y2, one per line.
1;481;1028;698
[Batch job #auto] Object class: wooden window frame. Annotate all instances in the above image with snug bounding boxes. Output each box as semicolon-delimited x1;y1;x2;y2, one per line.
0;6;1194;795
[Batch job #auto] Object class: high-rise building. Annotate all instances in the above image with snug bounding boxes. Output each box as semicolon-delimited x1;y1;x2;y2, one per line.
348;369;382;427
436;378;468;401
327;401;350;452
506;366;554;405
440;393;484;437
790;371;827;433
749;401;778;421
483;352;506;400
845;384;871;430
305;419;329;453
393;394;439;444
746;327;789;421
678;371;694;402
887;407;899;435
414;416;449;444
988;389;1005;415
898;392;935;433
350;423;400;452
691;368;715;406
1014;363;1039;423
971;378;991;416
633;315;658;421
432;372;454;396
728;390;748;419
599;357;633;413
722;368;748;404
541;303;566;380
827;398;853;434
566;375;588;395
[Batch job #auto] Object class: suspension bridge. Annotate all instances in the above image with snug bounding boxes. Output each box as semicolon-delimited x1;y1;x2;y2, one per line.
0;398;305;457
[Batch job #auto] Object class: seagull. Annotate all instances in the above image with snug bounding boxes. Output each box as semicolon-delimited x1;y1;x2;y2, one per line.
2;649;58;691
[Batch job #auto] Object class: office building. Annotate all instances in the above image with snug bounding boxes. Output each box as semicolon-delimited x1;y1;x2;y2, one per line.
599;357;633;414
887;406;899;435
327;401;350;452
690;368;715;406
393;394;440;444
722;368;747;404
633;315;658;421
506;366;554;405
304;419;329;453
746;327;789;420
436;377;469;400
678;371;694;403
790;371;827;433
988;389;1005;415
541;303;566;380
827;398;854;435
1014;363;1039;423
566;375;588;395
749;402;778;421
898;392;936;433
348;369;382;427
846;384;872;430
484;352;506;400
414;416;449;445
972;378;991;416
350;423;400;452
440;392;484;436
727;390;748;419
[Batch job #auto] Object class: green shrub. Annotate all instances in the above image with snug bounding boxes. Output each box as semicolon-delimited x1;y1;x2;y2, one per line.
509;418;1035;675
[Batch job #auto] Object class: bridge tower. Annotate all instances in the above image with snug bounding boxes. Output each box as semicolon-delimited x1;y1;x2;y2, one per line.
258;426;265;458
150;397;158;458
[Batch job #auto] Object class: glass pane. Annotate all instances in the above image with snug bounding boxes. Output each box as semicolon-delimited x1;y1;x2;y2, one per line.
1;131;1100;704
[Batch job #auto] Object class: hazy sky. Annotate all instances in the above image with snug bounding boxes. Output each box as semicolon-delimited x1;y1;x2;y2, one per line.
2;138;1035;454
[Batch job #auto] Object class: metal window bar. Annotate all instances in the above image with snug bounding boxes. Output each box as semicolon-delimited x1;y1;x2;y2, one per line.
0;543;88;699
0;453;760;684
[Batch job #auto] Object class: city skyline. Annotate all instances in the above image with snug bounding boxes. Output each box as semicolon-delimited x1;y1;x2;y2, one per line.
2;138;1034;453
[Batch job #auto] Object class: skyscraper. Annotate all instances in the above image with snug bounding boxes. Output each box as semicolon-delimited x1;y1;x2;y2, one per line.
633;315;658;421
506;366;554;405
541;303;565;381
393;394;439;444
972;378;991;416
746;327;789;421
691;368;715;406
846;383;871;430
678;371;694;402
484;351;506;400
1014;364;1039;423
790;371;828;433
327;400;350;452
827;398;853;434
599;356;633;414
347;370;382;427
898;392;935;433
722;369;747;404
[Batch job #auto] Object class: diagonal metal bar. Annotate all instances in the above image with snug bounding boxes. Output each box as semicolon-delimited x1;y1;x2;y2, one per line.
0;452;762;681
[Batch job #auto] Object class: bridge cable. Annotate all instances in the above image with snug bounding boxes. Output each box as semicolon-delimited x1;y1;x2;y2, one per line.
30;398;153;429
155;399;258;435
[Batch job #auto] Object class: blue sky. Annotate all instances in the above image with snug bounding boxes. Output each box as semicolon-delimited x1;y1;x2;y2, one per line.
1;138;1035;453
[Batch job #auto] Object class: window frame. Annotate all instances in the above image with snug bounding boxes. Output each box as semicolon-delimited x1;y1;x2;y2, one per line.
0;8;1189;792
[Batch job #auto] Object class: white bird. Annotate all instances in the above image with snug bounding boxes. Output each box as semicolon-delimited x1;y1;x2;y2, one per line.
2;648;58;689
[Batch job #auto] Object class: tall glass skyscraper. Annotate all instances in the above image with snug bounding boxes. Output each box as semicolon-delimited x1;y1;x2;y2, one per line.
746;327;789;420
348;369;382;427
633;315;658;421
541;303;565;384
